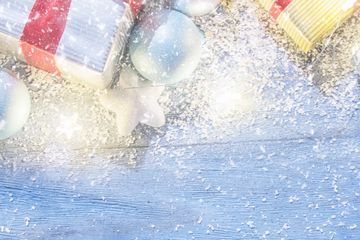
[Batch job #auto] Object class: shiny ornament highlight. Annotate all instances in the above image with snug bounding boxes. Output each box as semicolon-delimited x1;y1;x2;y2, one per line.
0;70;31;140
172;0;220;16
129;10;204;84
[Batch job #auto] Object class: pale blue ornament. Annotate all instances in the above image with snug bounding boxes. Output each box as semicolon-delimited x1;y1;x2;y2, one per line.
172;0;220;16
0;70;31;140
129;10;204;84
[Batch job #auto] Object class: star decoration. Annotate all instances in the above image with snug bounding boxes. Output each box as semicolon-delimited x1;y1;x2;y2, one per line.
99;67;165;136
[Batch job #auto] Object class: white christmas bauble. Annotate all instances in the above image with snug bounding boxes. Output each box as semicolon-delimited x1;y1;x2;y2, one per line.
129;10;204;84
0;70;31;140
172;0;220;16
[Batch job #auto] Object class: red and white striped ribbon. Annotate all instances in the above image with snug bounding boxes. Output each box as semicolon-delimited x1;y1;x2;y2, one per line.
19;0;141;76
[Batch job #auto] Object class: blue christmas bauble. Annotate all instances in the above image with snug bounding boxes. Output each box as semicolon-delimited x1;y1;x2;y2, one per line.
129;10;204;84
172;0;220;16
0;70;31;140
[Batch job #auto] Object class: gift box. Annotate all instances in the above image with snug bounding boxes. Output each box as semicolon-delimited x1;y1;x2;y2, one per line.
258;0;360;52
0;0;142;89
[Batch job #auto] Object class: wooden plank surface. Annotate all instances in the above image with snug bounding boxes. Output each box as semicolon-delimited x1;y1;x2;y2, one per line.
0;133;360;239
1;0;360;239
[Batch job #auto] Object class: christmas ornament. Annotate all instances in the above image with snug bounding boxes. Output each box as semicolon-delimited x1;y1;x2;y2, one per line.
0;1;213;137
0;0;141;89
258;0;360;52
0;70;31;140
100;67;165;136
129;10;205;84
172;0;220;16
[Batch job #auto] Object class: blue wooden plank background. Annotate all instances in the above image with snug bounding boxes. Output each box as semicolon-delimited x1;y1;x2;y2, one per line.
1;0;360;239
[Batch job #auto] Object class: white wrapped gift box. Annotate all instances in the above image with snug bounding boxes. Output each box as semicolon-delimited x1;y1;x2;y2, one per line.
0;0;141;89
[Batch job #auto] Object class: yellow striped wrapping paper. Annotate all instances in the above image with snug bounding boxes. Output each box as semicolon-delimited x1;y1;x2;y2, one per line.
258;0;360;52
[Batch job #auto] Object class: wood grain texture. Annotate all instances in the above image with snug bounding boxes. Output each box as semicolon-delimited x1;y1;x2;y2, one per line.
0;101;359;239
1;1;360;239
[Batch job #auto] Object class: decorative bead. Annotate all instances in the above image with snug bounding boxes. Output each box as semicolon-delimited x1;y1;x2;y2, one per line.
0;71;31;140
129;10;204;84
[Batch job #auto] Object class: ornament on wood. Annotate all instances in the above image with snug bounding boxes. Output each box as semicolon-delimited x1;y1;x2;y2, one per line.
99;67;165;136
0;0;216;139
0;70;31;140
129;10;204;84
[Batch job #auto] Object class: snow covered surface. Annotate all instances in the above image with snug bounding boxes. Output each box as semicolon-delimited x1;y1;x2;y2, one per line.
0;0;359;239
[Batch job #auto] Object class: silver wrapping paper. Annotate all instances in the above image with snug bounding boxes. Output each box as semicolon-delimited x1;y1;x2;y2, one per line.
0;0;134;89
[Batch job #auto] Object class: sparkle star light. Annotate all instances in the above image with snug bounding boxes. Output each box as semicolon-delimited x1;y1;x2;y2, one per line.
56;113;82;139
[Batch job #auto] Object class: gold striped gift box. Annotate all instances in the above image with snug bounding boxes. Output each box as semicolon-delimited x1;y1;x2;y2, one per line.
258;0;360;52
